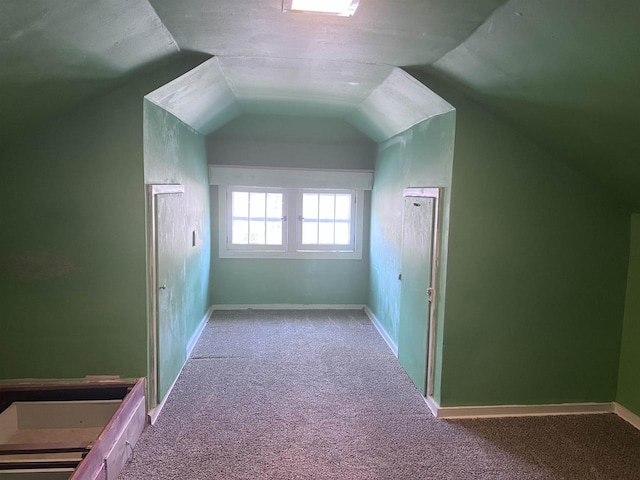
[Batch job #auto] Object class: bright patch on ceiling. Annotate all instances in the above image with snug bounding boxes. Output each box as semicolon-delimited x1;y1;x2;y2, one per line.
283;0;360;16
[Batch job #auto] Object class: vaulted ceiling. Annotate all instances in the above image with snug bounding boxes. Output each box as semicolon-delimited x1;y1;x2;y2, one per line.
1;0;638;209
146;57;454;142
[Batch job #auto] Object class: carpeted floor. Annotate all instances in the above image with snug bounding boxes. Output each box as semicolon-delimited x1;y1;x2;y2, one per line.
119;309;640;479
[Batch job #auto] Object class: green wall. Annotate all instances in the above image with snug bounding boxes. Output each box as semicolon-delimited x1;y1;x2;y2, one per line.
368;112;456;400
208;115;374;306
424;77;630;407
144;101;211;342
617;215;640;416
207;114;375;170
0;56;206;380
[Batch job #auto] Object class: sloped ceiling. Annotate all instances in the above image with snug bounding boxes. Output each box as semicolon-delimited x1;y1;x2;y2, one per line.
146;57;453;142
0;0;179;146
421;0;640;210
146;0;506;65
1;0;639;209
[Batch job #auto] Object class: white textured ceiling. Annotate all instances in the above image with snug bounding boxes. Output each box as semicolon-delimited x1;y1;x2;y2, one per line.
146;0;506;66
146;57;454;142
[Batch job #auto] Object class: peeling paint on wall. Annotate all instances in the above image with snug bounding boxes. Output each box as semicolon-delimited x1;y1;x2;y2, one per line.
0;251;80;281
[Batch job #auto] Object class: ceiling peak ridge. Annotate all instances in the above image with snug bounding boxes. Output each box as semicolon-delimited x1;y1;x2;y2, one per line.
428;0;513;68
143;0;180;54
212;57;241;105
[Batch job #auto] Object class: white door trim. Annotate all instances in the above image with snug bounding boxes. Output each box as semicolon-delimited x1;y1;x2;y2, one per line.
146;184;184;411
403;187;442;398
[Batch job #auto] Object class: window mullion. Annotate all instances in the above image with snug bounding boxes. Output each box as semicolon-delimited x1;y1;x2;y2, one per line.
316;193;320;244
353;194;357;246
333;194;337;244
247;192;251;244
289;189;297;253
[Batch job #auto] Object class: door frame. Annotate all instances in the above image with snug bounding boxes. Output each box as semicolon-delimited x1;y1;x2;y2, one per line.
402;187;441;397
146;184;184;414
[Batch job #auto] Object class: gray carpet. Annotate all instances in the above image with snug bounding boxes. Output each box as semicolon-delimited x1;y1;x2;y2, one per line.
120;310;640;479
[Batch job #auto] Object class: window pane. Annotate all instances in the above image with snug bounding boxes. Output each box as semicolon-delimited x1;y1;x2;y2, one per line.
232;220;248;244
318;194;335;220
335;222;350;245
302;220;318;244
249;220;265;244
335;194;351;221
318;221;335;244
303;193;318;219
249;192;266;219
248;193;266;245
266;221;282;245
231;191;250;245
266;193;282;220
265;193;283;245
232;192;249;218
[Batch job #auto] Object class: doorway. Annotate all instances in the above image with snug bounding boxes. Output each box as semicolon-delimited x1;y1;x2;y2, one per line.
147;184;186;421
397;187;441;397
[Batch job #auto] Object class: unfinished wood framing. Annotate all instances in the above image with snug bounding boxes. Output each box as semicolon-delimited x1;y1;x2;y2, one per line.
0;378;146;480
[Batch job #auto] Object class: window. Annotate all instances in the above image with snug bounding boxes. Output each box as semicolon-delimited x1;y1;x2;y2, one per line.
219;187;363;259
227;188;286;251
298;190;355;251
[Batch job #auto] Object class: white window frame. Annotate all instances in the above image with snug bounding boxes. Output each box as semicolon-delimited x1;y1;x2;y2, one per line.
225;187;288;253
296;189;356;253
218;187;364;260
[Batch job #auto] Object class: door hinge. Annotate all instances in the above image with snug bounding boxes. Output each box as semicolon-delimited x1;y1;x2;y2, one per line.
427;287;434;303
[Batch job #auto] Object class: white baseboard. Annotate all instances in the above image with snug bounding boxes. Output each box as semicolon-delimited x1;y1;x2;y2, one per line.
425;395;441;417
150;306;214;425
148;367;181;425
211;304;366;311
426;396;615;419
187;305;214;358
363;306;398;357
427;397;640;432
614;402;640;430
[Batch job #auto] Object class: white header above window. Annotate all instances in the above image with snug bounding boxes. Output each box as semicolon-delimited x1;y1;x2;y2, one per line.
209;165;373;191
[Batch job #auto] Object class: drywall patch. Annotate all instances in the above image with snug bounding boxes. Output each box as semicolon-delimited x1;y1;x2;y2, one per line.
0;251;80;281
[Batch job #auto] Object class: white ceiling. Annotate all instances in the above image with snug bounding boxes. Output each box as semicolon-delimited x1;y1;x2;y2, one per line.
146;57;454;142
146;0;506;65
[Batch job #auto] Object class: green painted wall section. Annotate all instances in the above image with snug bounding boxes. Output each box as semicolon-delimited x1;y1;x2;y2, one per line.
144;101;211;342
426;0;640;211
0;55;206;380
368;112;456;402
209;207;370;305
421;76;630;407
617;215;640;416
208;115;374;306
